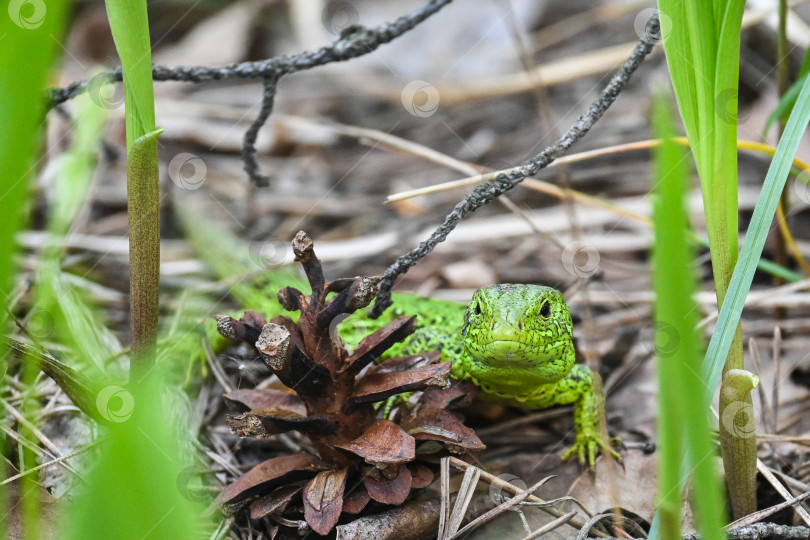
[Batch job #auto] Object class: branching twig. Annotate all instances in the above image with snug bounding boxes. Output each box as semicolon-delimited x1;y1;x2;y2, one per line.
47;0;454;184
368;15;659;318
49;0;452;106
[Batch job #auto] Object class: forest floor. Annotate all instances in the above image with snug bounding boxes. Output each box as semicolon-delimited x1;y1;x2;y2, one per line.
11;0;810;538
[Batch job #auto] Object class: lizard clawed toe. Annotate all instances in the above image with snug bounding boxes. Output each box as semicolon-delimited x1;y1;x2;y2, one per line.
562;434;623;469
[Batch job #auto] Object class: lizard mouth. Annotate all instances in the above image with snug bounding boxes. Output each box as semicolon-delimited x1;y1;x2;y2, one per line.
475;339;558;367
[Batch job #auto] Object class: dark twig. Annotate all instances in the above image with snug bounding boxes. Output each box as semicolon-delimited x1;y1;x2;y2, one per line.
242;75;279;187
583;522;810;539
48;0;452;105
47;0;453;186
368;15;659;318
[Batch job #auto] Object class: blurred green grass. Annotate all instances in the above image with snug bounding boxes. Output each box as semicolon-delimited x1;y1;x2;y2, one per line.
651;90;725;540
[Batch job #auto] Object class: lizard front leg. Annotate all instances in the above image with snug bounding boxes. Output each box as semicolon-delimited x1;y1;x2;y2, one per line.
552;364;620;468
459;361;620;468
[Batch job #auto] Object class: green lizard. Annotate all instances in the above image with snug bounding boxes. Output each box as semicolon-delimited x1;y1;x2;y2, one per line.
177;205;617;467
362;284;615;468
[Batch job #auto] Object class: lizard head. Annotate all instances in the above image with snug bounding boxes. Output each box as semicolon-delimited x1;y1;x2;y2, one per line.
461;284;575;384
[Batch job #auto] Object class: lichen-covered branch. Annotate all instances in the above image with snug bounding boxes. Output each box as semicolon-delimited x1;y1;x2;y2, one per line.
48;0;451;105
368;15;659;318
48;0;452;186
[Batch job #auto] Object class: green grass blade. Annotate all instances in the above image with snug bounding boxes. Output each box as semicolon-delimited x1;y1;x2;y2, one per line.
105;0;160;365
35;93;121;376
714;0;746;265
0;2;67;306
651;91;726;540
655;0;748;530
658;2;702;164
703;71;810;394
49;93;108;235
63;2;207;537
651;91;688;540
105;0;155;147
754;256;803;282
0;4;67;538
126;128;162;363
660;0;746;304
763;73;808;137
659;0;751;519
66;367;211;539
682;2;716;179
36;260;123;374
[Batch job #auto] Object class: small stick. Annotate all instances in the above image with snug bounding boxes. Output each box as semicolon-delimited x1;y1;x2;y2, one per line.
447;456;605;536
772;327;782;432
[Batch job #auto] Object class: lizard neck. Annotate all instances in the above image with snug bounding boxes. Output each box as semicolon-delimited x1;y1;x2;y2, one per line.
455;345;576;402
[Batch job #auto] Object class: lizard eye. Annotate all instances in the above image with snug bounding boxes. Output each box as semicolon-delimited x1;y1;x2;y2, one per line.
539;301;551;318
473;302;482;316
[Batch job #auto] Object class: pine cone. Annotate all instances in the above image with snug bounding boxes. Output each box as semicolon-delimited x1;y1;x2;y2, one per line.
214;231;483;535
